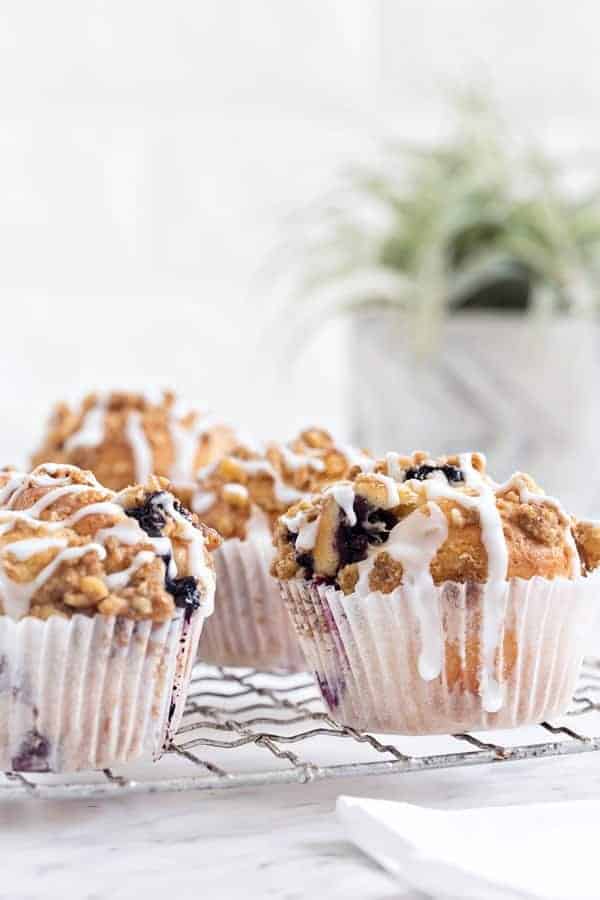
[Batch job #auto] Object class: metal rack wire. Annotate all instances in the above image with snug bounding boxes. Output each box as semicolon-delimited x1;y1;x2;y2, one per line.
3;659;600;799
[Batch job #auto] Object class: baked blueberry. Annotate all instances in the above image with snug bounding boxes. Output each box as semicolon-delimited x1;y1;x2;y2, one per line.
296;552;314;578
11;729;50;773
404;463;464;484
125;491;168;537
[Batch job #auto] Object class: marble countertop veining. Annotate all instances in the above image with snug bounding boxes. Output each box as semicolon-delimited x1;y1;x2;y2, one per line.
3;753;600;900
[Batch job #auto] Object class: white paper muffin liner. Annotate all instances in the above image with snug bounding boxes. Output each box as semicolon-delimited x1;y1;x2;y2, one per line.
280;576;597;734
0;606;207;773
199;537;306;671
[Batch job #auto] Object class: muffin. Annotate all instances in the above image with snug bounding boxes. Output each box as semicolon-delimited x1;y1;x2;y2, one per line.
191;428;374;670
274;451;599;733
0;462;219;771
31;390;237;491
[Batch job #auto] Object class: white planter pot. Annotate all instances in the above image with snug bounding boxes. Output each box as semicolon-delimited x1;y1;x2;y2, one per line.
350;311;600;515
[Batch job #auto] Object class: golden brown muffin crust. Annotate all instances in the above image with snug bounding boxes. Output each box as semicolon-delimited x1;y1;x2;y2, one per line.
574;520;600;573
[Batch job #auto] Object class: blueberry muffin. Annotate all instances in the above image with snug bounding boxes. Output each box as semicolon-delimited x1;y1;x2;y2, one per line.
192;429;373;670
31;390;237;491
275;451;598;733
0;463;219;771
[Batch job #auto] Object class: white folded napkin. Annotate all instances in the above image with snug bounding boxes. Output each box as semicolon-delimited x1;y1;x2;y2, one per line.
337;795;600;900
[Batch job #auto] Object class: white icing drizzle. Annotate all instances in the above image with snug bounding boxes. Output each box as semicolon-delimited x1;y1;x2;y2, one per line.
95;520;143;545
0;511;41;536
325;483;357;526
0;472;104;517
273;480;304;506
460;452;487;481
371;473;399;508
280;506;321;549
279;445;326;473
96;519;177;579
105;550;156;591
280;508;306;533
0;543;106;620
195;460;219;482
192;491;216;515
233;459;305;507
151;493;212;587
169;412;221;482
223;483;249;500
357;504;449;680
385;452;403;480
4;537;68;561
16;484;98;517
61;501;124;527
235;460;272;477
427;454;509;712
337;444;376;473
0;501;123;538
40;462;102;479
125;412;154;484
0;474;25;505
64;402;106;450
2;472;56;508
295;518;320;552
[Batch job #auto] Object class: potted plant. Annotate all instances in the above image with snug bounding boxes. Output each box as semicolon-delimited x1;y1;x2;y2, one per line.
278;92;600;510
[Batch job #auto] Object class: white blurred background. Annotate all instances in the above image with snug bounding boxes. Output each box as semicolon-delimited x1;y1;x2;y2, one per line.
2;1;600;479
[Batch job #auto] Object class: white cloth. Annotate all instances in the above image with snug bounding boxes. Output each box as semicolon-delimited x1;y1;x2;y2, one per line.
337;795;600;900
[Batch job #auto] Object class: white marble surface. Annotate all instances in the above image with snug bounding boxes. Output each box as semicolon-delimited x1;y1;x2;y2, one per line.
4;752;600;900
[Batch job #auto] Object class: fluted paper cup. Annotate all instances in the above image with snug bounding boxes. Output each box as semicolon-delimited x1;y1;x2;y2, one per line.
0;606;208;773
199;537;305;671
280;577;597;734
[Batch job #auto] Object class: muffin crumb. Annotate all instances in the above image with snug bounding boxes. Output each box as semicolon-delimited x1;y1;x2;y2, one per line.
367;552;404;594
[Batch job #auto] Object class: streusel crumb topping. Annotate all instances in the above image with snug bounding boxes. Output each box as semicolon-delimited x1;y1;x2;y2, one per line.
31;390;237;491
0;463;220;622
187;429;374;540
273;450;593;593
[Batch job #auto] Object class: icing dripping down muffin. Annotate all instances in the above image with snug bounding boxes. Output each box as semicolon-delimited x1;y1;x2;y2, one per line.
276;451;600;727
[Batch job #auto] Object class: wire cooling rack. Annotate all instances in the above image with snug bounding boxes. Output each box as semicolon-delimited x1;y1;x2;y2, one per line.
3;660;600;799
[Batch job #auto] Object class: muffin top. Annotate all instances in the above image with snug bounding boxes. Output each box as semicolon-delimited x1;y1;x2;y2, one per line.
186;428;374;541
273;450;600;593
0;463;220;622
31;390;237;491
